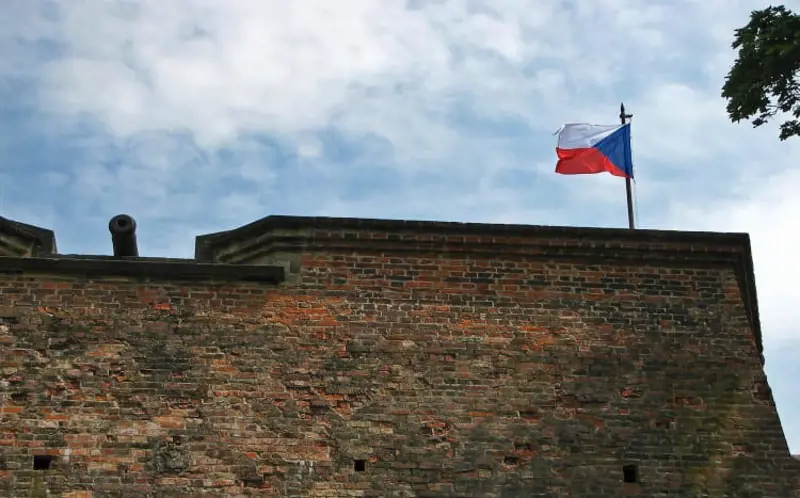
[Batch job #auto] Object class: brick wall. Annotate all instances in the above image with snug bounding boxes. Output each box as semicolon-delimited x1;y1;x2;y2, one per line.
1;218;798;497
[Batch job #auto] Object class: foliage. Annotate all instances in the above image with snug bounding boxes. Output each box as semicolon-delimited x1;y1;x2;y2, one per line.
722;5;800;140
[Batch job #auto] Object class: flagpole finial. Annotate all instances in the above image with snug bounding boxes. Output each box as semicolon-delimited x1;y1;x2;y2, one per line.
619;102;632;124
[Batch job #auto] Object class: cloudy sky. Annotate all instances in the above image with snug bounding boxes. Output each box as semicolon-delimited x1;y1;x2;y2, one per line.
2;0;798;451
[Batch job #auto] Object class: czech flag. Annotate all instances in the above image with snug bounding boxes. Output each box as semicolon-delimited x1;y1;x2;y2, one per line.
555;123;633;179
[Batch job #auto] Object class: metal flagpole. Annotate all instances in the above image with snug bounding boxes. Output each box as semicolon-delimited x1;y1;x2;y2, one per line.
619;103;635;229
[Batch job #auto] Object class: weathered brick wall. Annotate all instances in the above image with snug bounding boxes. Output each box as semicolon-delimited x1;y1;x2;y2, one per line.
1;223;799;497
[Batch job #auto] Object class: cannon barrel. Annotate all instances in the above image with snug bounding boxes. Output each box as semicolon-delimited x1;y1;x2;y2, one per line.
109;214;139;257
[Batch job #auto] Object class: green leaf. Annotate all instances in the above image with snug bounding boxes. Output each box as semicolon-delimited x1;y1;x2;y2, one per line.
722;5;800;140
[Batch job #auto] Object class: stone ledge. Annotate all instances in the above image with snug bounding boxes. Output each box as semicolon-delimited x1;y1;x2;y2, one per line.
196;214;749;240
195;215;754;263
0;256;285;284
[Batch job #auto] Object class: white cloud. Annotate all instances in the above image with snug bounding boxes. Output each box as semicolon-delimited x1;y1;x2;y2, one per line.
20;0;710;152
670;165;800;344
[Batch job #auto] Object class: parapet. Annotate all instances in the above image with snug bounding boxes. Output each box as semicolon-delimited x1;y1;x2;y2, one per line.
195;215;763;357
0;215;283;284
0;214;763;357
0;216;57;257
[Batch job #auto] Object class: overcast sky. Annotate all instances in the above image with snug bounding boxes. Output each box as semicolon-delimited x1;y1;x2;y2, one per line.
2;0;798;452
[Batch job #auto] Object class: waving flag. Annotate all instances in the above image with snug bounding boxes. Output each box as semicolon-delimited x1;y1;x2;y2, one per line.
555;123;633;179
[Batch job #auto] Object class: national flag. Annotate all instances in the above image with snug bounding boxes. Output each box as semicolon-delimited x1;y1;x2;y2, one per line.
555;123;633;179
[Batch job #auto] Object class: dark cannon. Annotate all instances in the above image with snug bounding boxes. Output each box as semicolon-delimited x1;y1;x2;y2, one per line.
108;214;139;257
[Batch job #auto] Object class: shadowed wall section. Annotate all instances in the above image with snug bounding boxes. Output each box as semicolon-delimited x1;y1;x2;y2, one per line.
0;216;797;497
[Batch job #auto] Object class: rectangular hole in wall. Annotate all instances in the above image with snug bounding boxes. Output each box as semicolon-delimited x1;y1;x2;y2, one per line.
623;464;638;483
33;455;54;470
310;403;329;415
243;476;263;488
353;459;366;472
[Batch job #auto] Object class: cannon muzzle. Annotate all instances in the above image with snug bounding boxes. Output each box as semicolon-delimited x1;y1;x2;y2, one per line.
109;214;139;257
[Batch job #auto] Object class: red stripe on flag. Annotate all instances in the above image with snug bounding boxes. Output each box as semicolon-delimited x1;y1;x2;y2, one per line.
555;147;628;178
